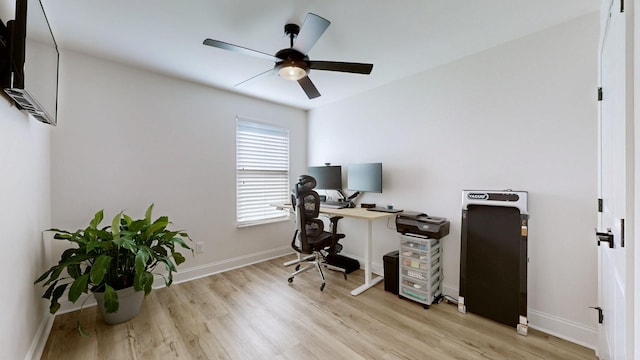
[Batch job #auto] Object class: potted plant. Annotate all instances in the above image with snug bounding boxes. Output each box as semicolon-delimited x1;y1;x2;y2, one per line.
35;204;192;325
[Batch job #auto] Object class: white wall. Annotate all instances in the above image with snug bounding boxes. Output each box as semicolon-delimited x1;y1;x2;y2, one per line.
0;5;53;358
0;98;52;360
308;13;599;347
50;51;306;292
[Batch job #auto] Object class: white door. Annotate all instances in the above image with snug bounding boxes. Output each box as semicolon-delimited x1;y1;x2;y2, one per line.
598;0;629;358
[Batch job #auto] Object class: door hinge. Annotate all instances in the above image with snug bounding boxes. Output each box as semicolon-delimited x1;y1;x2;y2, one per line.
598;198;603;212
621;0;625;12
596;229;614;248
621;218;625;247
590;306;604;324
598;87;603;101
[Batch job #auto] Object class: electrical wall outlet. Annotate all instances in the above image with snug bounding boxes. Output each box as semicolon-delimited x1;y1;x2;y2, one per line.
196;242;204;253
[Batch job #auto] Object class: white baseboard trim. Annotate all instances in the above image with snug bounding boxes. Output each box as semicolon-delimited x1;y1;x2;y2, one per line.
25;312;55;360
438;283;597;350
170;246;294;286
527;309;597;351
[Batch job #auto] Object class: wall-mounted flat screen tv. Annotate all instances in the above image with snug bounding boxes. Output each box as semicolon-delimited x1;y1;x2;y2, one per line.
4;0;59;125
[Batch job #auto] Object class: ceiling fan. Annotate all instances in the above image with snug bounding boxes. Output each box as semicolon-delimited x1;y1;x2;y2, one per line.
202;13;374;99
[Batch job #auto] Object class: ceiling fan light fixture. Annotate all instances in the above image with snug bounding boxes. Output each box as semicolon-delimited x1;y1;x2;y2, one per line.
278;65;307;80
276;58;308;81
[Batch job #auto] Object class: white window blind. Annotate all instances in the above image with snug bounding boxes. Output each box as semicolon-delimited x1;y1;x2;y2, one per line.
236;119;290;226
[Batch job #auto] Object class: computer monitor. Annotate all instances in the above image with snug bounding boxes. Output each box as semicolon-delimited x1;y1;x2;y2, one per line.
347;163;382;193
307;165;342;190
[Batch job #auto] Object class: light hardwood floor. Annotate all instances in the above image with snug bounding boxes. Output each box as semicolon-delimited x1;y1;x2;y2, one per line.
41;254;597;359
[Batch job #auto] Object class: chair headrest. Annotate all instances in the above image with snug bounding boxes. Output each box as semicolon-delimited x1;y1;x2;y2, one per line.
294;175;317;196
297;175;316;190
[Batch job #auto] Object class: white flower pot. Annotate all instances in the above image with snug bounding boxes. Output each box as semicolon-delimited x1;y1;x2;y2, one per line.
93;286;145;325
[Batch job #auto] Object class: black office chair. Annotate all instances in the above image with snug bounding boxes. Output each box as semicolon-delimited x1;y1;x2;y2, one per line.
288;175;345;291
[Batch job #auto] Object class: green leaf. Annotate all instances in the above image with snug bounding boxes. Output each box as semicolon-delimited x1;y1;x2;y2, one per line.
42;280;59;299
67;263;82;279
77;321;90;337
60;248;78;262
122;214;133;226
144;218;168;238
171;236;192;250
121;237;137;253
136;249;149;271
34;266;56;284
90;255;112;284
173;252;186;266
128;219;147;233
161;257;177;272
145;204;154;223
86;240;101;254
103;285;119;313
52;233;73;240
68;274;89;302
89;210;104;229
151;245;168;258
160;230;179;240
49;302;61;314
49;283;69;314
142;272;154;295
111;212;122;241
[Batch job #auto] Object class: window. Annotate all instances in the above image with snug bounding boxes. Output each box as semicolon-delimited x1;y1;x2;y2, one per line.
236;119;290;227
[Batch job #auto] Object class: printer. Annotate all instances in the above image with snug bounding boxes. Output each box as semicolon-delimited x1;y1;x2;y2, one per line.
396;211;450;239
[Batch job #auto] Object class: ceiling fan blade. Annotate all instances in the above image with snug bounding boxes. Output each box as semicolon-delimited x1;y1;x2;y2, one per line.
203;38;279;62
234;68;275;87
309;61;374;74
292;13;330;55
297;76;321;99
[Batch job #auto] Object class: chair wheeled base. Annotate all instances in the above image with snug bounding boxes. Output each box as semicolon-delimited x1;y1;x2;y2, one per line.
288;250;327;291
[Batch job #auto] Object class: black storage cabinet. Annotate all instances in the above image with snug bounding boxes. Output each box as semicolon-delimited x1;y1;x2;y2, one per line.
383;250;399;294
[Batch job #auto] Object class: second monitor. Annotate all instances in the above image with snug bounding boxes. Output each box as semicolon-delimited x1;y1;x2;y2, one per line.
347;162;382;193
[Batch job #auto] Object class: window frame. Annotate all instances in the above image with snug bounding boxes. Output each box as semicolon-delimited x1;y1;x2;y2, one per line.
235;118;290;227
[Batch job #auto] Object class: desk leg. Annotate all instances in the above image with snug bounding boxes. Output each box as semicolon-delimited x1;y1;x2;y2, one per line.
351;219;384;296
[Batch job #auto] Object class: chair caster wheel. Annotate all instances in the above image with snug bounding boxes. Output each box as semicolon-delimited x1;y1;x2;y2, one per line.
295;264;300;271
288;277;294;283
320;283;325;291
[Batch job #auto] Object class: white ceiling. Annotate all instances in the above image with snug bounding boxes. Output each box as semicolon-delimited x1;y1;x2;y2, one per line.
43;0;599;110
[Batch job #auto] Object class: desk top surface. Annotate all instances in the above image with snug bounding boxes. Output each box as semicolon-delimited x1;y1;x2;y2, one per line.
273;203;397;220
320;206;399;220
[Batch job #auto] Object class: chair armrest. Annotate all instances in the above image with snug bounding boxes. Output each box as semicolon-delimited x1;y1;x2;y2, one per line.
329;216;343;235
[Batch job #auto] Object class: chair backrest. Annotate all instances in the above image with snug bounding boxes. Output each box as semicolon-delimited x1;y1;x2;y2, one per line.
292;175;325;253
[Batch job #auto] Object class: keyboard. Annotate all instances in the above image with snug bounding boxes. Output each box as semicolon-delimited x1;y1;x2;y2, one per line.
321;201;348;209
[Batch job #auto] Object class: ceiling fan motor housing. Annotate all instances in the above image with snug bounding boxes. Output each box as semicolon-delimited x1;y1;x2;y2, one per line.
275;48;309;79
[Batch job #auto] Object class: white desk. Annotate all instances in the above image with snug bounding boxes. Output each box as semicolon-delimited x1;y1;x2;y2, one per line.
275;203;396;296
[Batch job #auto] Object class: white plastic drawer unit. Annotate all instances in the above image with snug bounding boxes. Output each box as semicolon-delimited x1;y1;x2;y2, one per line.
398;234;442;308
